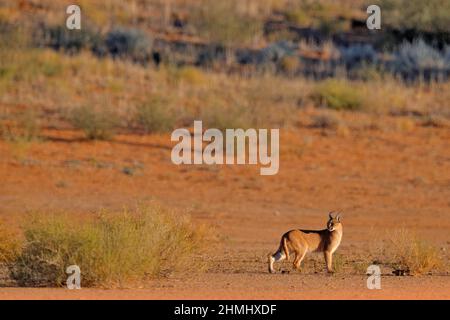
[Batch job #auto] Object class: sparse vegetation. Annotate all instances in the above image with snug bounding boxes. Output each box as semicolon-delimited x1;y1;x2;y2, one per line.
9;206;206;287
310;111;343;129
174;66;207;85
332;253;346;274
381;0;450;33
284;1;352;33
373;229;443;275
1;109;41;142
105;27;153;63
36;24;102;54
135;98;176;133
279;55;300;75
0;46;448;139
0;0;448;298
191;0;262;49
0;221;20;265
312;79;364;111
421;114;450;128
201;103;252;131
394;39;447;73
340;44;378;68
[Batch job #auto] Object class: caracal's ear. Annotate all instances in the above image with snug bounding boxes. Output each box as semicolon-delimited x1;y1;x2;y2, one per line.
328;212;334;220
336;213;341;222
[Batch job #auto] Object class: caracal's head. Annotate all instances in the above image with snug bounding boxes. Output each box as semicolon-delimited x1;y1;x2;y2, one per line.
327;212;342;232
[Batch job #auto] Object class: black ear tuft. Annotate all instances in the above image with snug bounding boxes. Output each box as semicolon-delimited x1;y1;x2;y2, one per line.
329;212;334;219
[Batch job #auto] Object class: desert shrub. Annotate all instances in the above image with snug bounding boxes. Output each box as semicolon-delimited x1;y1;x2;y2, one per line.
2;109;41;142
0;221;21;265
375;229;442;275
421;114;450;128
279;55;300;75
312;79;364;111
35;24;102;54
0;49;64;84
381;0;450;33
349;64;385;82
69;106;119;140
284;1;350;32
445;46;450;67
105;27;153;63
352;257;373;275
395;117;416;132
394;39;446;72
16;109;41;141
311;2;351;34
257;41;296;65
175;66;207;85
361;78;410;113
310;111;343;129
285;9;314;26
340;44;378;68
11;206;206;287
0;22;30;51
191;0;261;64
201;103;253;131
135;98;176;133
318;19;350;36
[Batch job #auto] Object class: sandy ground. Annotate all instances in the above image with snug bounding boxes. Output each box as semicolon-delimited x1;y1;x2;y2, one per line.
0;123;449;299
1;275;450;300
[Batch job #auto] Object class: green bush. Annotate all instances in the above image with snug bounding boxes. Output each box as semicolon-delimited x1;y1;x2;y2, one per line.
69;106;119;140
312;79;364;111
11;206;206;287
135;98;176;133
201;103;253;131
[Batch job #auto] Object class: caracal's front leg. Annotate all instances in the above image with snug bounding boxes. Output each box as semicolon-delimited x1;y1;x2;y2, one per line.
324;251;333;273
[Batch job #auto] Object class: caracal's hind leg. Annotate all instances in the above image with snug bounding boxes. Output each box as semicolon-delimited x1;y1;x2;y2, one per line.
293;249;307;271
268;249;286;274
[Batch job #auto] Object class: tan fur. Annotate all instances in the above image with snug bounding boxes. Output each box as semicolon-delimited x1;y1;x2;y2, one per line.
268;212;343;274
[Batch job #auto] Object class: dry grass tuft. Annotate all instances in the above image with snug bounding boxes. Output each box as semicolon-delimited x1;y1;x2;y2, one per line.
1;109;41;142
373;229;442;276
1;47;450;138
0;221;21;266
